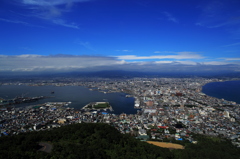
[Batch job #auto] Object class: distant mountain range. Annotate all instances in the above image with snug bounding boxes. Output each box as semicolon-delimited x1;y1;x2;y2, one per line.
0;70;240;80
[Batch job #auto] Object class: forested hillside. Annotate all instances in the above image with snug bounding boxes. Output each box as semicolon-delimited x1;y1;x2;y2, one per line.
0;123;239;159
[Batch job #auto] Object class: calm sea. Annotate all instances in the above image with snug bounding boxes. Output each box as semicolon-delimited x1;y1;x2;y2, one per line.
0;85;137;114
202;80;240;104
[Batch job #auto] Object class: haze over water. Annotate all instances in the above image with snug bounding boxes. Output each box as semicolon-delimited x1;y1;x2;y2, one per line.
0;85;137;114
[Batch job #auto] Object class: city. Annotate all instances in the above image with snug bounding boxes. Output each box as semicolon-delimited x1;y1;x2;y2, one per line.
1;77;240;147
1;0;240;157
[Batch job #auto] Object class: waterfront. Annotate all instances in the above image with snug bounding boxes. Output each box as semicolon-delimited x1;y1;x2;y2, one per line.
0;85;137;114
202;80;240;104
1;78;240;147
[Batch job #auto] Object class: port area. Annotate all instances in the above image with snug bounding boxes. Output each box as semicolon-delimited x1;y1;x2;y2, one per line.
0;96;52;107
0;101;72;110
43;102;72;107
82;102;113;112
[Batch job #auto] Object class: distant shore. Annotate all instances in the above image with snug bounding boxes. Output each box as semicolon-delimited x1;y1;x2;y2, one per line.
201;80;240;104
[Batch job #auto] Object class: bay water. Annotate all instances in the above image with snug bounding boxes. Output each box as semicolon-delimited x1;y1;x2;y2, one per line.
202;80;240;104
0;85;137;114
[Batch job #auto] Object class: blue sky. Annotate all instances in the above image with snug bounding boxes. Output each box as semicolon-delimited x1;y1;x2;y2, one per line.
0;0;240;73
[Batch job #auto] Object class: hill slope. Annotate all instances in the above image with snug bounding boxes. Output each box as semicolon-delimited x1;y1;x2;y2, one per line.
0;123;239;159
0;123;172;159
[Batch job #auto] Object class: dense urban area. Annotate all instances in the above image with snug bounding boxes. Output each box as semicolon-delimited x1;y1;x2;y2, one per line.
1;77;240;148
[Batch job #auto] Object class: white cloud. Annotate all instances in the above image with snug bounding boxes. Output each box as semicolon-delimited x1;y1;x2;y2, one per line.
116;52;204;60
154;61;197;65
154;60;232;66
201;61;230;65
0;55;7;58
0;54;123;72
154;61;174;64
0;54;240;73
17;54;42;58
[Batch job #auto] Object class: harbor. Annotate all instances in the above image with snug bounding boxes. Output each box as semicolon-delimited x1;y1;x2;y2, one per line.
0;96;51;107
0;85;136;114
0;78;240;147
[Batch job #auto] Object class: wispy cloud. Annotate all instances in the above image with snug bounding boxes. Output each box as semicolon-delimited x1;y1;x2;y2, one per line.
52;19;79;29
163;12;178;23
154;51;177;54
219;58;240;61
115;50;133;52
208;20;240;28
19;47;32;51
201;61;231;65
22;0;89;6
223;42;240;47
196;0;240;37
154;60;232;66
197;18;240;29
122;50;132;52
76;41;96;51
9;0;90;29
0;18;45;28
17;54;42;58
116;52;204;60
0;18;28;25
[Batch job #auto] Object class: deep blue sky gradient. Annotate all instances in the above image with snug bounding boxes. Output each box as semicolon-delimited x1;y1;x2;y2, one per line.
0;0;240;73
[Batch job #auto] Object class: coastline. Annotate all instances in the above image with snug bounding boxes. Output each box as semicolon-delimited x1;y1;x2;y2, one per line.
0;85;136;114
201;80;240;105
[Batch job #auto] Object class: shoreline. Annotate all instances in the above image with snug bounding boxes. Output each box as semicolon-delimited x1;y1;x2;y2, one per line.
201;80;240;105
0;85;136;115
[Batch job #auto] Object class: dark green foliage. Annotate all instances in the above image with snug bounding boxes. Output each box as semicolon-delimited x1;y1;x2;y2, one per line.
0;123;172;159
172;134;240;159
0;123;239;159
93;103;109;109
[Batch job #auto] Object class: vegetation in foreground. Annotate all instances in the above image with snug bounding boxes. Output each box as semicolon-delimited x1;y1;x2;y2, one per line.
0;123;239;159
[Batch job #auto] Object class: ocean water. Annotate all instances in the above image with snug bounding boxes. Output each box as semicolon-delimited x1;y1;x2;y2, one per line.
202;80;240;104
0;85;137;114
